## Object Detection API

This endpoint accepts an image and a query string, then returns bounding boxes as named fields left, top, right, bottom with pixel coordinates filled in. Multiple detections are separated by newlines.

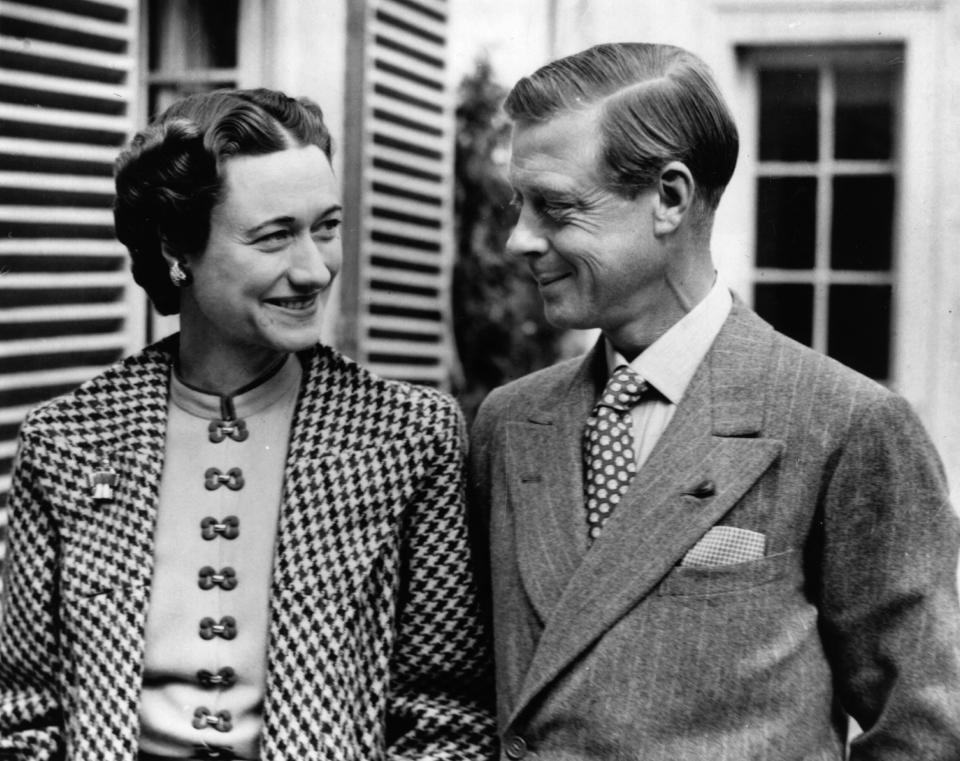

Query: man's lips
left=535, top=272, right=571, bottom=288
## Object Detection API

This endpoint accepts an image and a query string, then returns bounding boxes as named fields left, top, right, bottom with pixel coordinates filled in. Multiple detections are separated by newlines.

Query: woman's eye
left=256, top=229, right=291, bottom=246
left=313, top=218, right=342, bottom=239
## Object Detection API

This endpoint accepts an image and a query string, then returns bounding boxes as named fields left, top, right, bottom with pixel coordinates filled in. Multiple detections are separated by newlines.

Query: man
left=469, top=42, right=960, bottom=760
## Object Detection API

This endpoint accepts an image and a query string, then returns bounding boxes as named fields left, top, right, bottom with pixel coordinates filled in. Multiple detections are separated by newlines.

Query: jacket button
left=504, top=735, right=528, bottom=759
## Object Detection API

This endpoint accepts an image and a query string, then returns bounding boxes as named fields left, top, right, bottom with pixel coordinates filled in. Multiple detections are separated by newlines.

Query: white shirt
left=605, top=279, right=732, bottom=468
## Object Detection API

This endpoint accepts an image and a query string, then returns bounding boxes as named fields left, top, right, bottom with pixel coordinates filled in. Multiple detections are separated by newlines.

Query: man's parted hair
left=504, top=43, right=739, bottom=210
left=113, top=88, right=333, bottom=315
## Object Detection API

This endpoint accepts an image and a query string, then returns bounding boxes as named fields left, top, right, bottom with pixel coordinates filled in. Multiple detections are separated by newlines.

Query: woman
left=0, top=89, right=495, bottom=761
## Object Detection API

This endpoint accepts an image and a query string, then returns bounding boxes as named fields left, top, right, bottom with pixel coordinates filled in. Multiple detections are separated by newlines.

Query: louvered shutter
left=0, top=0, right=141, bottom=570
left=342, top=0, right=457, bottom=387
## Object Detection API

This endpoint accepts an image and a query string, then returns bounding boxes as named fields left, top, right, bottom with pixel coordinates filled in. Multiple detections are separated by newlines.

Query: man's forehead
left=507, top=110, right=603, bottom=194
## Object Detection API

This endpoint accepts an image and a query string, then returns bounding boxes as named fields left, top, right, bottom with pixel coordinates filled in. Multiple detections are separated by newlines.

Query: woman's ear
left=160, top=242, right=179, bottom=271
left=653, top=161, right=695, bottom=236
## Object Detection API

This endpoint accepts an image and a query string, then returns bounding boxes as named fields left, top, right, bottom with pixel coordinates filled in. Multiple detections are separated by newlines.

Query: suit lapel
left=505, top=346, right=602, bottom=621
left=510, top=304, right=786, bottom=724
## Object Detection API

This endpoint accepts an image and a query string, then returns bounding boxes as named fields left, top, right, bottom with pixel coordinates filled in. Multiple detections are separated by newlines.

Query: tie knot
left=597, top=366, right=648, bottom=412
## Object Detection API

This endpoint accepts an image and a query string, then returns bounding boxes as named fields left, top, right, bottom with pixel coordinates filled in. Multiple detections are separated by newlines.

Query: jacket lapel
left=510, top=304, right=785, bottom=724
left=61, top=340, right=171, bottom=592
left=52, top=339, right=171, bottom=754
left=505, top=346, right=603, bottom=621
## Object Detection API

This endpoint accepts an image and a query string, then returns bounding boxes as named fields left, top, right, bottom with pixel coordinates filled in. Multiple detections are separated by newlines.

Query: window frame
left=739, top=44, right=903, bottom=382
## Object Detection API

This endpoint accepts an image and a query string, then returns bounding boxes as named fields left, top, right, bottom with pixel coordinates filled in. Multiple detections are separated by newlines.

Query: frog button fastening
left=200, top=516, right=240, bottom=540
left=208, top=418, right=249, bottom=443
left=197, top=666, right=237, bottom=689
left=204, top=467, right=244, bottom=491
left=199, top=616, right=237, bottom=640
left=192, top=707, right=233, bottom=732
left=198, top=566, right=238, bottom=591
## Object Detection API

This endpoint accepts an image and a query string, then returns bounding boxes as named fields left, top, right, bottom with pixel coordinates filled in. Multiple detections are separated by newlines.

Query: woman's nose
left=505, top=207, right=549, bottom=259
left=288, top=234, right=340, bottom=289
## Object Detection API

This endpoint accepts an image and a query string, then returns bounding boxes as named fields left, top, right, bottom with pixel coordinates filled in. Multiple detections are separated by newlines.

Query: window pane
left=835, top=68, right=895, bottom=160
left=754, top=283, right=814, bottom=346
left=756, top=177, right=817, bottom=269
left=828, top=285, right=891, bottom=379
left=830, top=175, right=894, bottom=271
left=759, top=69, right=819, bottom=161
left=149, top=0, right=239, bottom=71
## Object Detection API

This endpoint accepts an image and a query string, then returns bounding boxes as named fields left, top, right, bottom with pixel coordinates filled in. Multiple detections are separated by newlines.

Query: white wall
left=260, top=0, right=349, bottom=348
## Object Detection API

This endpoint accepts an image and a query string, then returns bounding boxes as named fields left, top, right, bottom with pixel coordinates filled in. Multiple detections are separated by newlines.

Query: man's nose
left=505, top=207, right=549, bottom=259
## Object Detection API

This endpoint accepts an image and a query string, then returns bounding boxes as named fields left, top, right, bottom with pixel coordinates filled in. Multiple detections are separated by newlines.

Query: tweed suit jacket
left=469, top=300, right=960, bottom=761
left=0, top=337, right=497, bottom=761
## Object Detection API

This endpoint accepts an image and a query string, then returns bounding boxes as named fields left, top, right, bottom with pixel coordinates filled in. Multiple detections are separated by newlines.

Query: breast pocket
left=656, top=549, right=799, bottom=598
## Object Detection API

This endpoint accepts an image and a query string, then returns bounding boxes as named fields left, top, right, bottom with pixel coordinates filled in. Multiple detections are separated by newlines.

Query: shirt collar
left=605, top=277, right=732, bottom=405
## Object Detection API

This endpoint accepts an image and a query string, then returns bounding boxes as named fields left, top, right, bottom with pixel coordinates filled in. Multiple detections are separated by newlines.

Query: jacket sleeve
left=818, top=393, right=960, bottom=759
left=385, top=395, right=498, bottom=761
left=0, top=429, right=65, bottom=760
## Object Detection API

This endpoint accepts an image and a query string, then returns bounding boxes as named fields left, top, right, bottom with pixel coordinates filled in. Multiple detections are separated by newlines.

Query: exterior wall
left=553, top=0, right=960, bottom=492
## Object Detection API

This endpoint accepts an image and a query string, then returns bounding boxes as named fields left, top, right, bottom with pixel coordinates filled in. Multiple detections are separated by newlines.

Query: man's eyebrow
left=509, top=182, right=578, bottom=203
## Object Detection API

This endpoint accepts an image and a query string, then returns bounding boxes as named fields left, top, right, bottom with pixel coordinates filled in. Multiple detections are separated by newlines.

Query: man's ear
left=653, top=161, right=695, bottom=236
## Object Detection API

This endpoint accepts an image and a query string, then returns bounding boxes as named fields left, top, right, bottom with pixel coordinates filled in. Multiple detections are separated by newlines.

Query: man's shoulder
left=483, top=354, right=586, bottom=411
left=728, top=302, right=893, bottom=406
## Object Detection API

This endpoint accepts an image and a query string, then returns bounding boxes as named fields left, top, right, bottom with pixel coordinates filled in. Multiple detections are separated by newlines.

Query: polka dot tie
left=583, top=366, right=649, bottom=543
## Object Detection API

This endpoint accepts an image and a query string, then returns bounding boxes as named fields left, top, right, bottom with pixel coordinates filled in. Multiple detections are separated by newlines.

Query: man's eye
left=539, top=204, right=571, bottom=222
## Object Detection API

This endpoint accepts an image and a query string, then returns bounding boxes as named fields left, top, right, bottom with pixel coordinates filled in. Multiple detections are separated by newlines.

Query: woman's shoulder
left=299, top=344, right=462, bottom=424
left=20, top=338, right=174, bottom=439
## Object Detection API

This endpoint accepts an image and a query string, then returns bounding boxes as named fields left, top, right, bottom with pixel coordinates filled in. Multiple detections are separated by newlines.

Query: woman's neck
left=176, top=333, right=287, bottom=396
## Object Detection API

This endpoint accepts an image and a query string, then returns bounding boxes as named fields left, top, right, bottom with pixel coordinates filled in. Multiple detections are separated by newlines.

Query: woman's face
left=177, top=144, right=342, bottom=376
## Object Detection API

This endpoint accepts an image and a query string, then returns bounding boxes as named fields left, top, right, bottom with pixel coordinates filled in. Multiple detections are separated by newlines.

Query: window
left=745, top=47, right=901, bottom=381
left=341, top=0, right=457, bottom=387
left=146, top=0, right=241, bottom=116
left=0, top=0, right=142, bottom=572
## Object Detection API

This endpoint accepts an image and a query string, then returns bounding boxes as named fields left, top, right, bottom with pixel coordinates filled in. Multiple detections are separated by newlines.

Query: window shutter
left=342, top=0, right=457, bottom=387
left=0, top=0, right=141, bottom=572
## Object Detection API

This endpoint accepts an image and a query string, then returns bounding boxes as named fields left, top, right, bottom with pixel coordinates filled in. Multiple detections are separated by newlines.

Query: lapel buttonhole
left=520, top=474, right=543, bottom=483
left=685, top=479, right=716, bottom=499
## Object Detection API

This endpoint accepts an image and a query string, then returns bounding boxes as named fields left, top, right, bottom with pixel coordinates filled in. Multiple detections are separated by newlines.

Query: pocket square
left=681, top=526, right=766, bottom=568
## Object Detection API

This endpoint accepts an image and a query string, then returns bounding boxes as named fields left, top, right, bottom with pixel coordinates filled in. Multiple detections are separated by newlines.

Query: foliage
left=451, top=58, right=565, bottom=423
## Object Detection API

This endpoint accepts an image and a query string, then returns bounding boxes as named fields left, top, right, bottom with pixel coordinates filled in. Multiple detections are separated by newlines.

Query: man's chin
left=542, top=306, right=594, bottom=331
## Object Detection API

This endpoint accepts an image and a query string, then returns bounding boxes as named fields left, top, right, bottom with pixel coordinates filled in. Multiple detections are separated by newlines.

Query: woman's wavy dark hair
left=113, top=88, right=333, bottom=315
left=504, top=43, right=738, bottom=212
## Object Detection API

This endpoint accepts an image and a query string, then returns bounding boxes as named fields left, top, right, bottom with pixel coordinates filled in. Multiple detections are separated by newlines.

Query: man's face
left=506, top=108, right=673, bottom=341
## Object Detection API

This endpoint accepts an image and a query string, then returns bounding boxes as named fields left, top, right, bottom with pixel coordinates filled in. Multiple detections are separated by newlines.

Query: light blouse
left=138, top=356, right=302, bottom=760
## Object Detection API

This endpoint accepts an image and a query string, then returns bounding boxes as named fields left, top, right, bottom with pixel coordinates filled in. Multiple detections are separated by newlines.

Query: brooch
left=88, top=458, right=118, bottom=502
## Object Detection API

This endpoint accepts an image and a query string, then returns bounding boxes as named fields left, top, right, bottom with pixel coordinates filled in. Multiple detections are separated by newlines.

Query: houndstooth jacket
left=0, top=337, right=497, bottom=761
